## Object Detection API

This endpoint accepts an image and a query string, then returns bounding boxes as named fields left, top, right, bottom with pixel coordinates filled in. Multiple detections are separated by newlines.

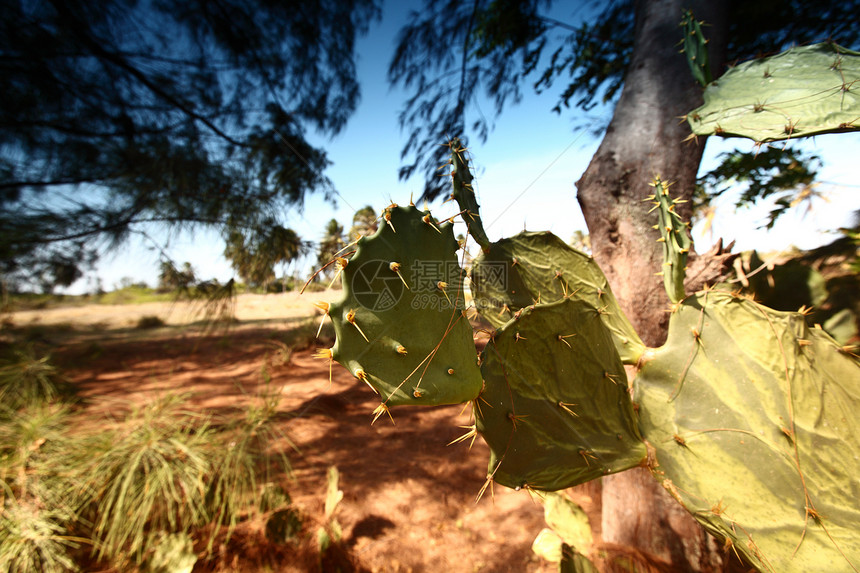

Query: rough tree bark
left=574, top=0, right=735, bottom=570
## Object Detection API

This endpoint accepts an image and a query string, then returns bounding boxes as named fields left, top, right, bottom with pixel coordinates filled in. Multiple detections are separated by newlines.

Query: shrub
left=135, top=315, right=166, bottom=329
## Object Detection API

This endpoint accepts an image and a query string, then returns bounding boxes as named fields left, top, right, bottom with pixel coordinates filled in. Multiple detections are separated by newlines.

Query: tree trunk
left=574, top=0, right=733, bottom=570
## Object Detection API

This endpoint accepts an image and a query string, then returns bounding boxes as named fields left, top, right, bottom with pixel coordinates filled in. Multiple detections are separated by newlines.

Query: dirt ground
left=5, top=292, right=604, bottom=572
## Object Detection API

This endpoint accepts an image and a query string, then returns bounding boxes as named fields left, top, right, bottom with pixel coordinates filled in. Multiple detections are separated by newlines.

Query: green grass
left=0, top=498, right=85, bottom=573
left=79, top=394, right=215, bottom=565
left=0, top=346, right=73, bottom=410
left=96, top=285, right=175, bottom=305
left=0, top=343, right=300, bottom=570
left=206, top=380, right=296, bottom=549
left=0, top=403, right=88, bottom=573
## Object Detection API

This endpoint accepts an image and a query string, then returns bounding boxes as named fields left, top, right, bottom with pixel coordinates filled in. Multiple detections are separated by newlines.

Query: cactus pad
left=326, top=205, right=483, bottom=407
left=470, top=231, right=645, bottom=364
left=476, top=298, right=646, bottom=491
left=687, top=43, right=860, bottom=142
left=635, top=290, right=860, bottom=572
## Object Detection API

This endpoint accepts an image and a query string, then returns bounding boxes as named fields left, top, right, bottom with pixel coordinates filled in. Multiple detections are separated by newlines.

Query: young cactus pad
left=326, top=205, right=482, bottom=407
left=680, top=9, right=712, bottom=87
left=476, top=298, right=646, bottom=491
left=470, top=231, right=645, bottom=364
left=531, top=492, right=595, bottom=568
left=648, top=177, right=691, bottom=304
left=687, top=42, right=860, bottom=142
left=635, top=290, right=860, bottom=572
left=446, top=138, right=491, bottom=252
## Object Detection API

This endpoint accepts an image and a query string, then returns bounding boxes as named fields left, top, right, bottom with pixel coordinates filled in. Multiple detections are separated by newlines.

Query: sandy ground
left=7, top=291, right=344, bottom=330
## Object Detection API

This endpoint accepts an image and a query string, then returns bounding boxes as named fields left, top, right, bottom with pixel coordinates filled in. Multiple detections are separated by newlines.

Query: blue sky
left=76, top=3, right=860, bottom=293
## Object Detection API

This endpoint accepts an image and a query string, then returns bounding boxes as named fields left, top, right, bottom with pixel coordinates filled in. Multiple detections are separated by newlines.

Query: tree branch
left=46, top=0, right=247, bottom=148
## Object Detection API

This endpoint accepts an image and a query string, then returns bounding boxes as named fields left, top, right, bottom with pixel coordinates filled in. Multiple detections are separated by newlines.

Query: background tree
left=316, top=219, right=346, bottom=281
left=157, top=261, right=197, bottom=294
left=0, top=0, right=381, bottom=291
left=223, top=222, right=306, bottom=291
left=389, top=0, right=859, bottom=568
left=348, top=205, right=379, bottom=240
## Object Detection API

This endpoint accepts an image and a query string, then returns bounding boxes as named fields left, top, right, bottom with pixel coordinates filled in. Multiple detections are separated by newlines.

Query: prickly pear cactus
left=687, top=42, right=860, bottom=142
left=476, top=297, right=646, bottom=491
left=470, top=232, right=645, bottom=364
left=321, top=204, right=482, bottom=409
left=635, top=290, right=860, bottom=572
left=647, top=177, right=691, bottom=304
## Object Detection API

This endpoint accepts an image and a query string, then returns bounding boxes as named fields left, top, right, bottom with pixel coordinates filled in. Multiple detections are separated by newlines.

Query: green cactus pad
left=680, top=9, right=711, bottom=87
left=532, top=492, right=595, bottom=569
left=648, top=177, right=691, bottom=304
left=476, top=298, right=646, bottom=491
left=327, top=205, right=483, bottom=406
left=447, top=138, right=491, bottom=251
left=687, top=43, right=860, bottom=142
left=470, top=231, right=645, bottom=364
left=635, top=290, right=860, bottom=572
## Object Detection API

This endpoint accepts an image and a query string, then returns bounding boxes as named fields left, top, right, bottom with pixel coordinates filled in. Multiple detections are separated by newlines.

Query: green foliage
left=97, top=285, right=173, bottom=305
left=348, top=206, right=379, bottom=241
left=696, top=146, right=821, bottom=229
left=0, top=499, right=83, bottom=573
left=317, top=466, right=344, bottom=554
left=0, top=0, right=381, bottom=290
left=224, top=221, right=306, bottom=288
left=206, top=383, right=295, bottom=550
left=136, top=315, right=166, bottom=329
left=688, top=43, right=860, bottom=141
left=635, top=290, right=860, bottom=571
left=265, top=508, right=303, bottom=545
left=0, top=336, right=300, bottom=570
left=389, top=0, right=860, bottom=199
left=0, top=401, right=85, bottom=573
left=316, top=219, right=347, bottom=281
left=477, top=298, right=645, bottom=491
left=323, top=204, right=483, bottom=410
left=157, top=261, right=197, bottom=294
left=142, top=532, right=196, bottom=573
